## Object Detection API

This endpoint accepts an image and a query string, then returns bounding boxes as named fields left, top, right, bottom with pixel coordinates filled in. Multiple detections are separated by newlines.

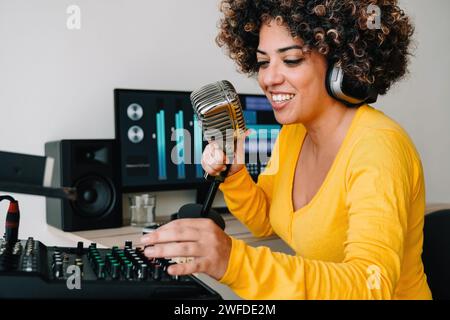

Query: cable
left=0, top=195, right=20, bottom=244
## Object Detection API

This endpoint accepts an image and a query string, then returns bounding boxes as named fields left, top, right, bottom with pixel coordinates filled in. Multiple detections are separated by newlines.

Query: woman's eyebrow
left=277, top=45, right=303, bottom=53
left=257, top=45, right=303, bottom=55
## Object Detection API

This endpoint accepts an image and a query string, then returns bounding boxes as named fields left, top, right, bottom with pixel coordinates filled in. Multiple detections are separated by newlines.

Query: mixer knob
left=76, top=241, right=84, bottom=256
left=111, top=262, right=120, bottom=279
left=13, top=242, right=22, bottom=255
left=153, top=264, right=161, bottom=281
left=97, top=262, right=105, bottom=279
left=54, top=261, right=63, bottom=278
left=105, top=253, right=113, bottom=263
left=137, top=262, right=148, bottom=280
left=75, top=259, right=84, bottom=272
left=124, top=262, right=134, bottom=279
left=93, top=256, right=103, bottom=271
left=63, top=253, right=70, bottom=263
left=130, top=253, right=140, bottom=264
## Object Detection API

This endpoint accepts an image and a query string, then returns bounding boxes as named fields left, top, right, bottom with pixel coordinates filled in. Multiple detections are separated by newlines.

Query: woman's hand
left=140, top=218, right=232, bottom=280
left=201, top=129, right=252, bottom=177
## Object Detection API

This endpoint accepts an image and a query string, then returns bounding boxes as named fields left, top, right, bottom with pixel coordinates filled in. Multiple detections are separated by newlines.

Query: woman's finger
left=140, top=225, right=200, bottom=245
left=205, top=150, right=226, bottom=167
left=149, top=218, right=217, bottom=235
left=202, top=159, right=226, bottom=175
left=144, top=241, right=201, bottom=259
left=166, top=257, right=208, bottom=276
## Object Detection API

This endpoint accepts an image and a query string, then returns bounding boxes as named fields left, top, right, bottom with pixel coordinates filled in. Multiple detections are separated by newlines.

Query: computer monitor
left=241, top=96, right=281, bottom=181
left=114, top=89, right=280, bottom=193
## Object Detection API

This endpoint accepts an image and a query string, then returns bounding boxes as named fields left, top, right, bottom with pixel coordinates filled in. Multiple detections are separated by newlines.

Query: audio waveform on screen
left=156, top=109, right=167, bottom=180
left=175, top=110, right=186, bottom=179
left=193, top=115, right=204, bottom=178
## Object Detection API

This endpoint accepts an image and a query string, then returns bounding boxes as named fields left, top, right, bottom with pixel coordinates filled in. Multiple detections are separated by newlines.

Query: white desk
left=19, top=219, right=94, bottom=247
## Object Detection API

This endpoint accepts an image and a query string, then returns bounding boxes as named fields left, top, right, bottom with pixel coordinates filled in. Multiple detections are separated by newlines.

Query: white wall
left=0, top=0, right=449, bottom=238
left=379, top=0, right=450, bottom=203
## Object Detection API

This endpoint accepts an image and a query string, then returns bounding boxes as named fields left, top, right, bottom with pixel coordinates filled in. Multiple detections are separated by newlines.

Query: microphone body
left=177, top=80, right=247, bottom=228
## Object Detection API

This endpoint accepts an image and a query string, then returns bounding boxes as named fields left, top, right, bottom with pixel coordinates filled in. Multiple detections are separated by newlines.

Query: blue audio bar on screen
left=243, top=110, right=257, bottom=125
left=193, top=115, right=204, bottom=178
left=156, top=110, right=167, bottom=180
left=245, top=96, right=272, bottom=111
left=175, top=110, right=186, bottom=179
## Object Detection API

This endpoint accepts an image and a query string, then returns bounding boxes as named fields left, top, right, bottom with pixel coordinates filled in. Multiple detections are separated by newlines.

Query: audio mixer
left=0, top=237, right=221, bottom=299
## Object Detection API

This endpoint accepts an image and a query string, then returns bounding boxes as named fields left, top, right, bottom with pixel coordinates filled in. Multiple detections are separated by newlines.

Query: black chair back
left=422, top=209, right=450, bottom=300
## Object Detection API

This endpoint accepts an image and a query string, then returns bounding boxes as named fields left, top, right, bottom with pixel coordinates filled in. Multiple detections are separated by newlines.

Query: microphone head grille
left=190, top=80, right=246, bottom=144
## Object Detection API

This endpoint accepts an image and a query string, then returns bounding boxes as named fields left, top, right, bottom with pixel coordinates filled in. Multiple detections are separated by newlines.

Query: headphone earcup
left=325, top=63, right=378, bottom=106
left=325, top=63, right=336, bottom=101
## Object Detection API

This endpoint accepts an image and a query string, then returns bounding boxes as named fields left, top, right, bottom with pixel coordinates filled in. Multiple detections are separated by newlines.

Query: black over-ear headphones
left=325, top=63, right=378, bottom=107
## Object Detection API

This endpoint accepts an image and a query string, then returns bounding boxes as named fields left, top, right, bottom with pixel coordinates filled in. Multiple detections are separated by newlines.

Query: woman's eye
left=284, top=59, right=303, bottom=66
left=256, top=61, right=269, bottom=69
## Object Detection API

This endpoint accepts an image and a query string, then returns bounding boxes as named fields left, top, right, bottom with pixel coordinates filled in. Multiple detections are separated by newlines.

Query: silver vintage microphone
left=191, top=80, right=246, bottom=170
left=174, top=80, right=246, bottom=230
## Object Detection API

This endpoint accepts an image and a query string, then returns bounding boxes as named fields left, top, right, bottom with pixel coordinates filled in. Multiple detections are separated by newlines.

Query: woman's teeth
left=272, top=94, right=295, bottom=103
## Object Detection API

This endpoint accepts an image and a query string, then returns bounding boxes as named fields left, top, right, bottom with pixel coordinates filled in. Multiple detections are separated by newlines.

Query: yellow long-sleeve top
left=218, top=105, right=432, bottom=300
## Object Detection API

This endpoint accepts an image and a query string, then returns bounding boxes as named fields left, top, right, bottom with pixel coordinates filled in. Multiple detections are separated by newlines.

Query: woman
left=141, top=0, right=432, bottom=299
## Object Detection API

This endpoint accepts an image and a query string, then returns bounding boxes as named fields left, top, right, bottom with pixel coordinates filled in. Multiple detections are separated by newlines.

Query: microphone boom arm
left=0, top=182, right=77, bottom=201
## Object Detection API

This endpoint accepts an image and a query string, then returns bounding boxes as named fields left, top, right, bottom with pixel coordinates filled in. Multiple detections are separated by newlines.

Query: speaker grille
left=71, top=175, right=116, bottom=218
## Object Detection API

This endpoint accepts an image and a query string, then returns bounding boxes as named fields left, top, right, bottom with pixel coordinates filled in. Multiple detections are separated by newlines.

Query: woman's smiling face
left=257, top=20, right=335, bottom=125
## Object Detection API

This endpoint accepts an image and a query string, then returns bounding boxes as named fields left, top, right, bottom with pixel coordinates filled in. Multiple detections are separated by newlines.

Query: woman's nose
left=259, top=62, right=285, bottom=88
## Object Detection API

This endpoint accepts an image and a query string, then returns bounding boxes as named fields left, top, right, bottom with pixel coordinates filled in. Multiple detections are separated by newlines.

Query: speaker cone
left=72, top=175, right=115, bottom=218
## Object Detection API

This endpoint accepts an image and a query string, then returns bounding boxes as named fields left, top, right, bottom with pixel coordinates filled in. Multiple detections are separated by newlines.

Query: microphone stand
left=200, top=165, right=231, bottom=218
left=174, top=164, right=230, bottom=231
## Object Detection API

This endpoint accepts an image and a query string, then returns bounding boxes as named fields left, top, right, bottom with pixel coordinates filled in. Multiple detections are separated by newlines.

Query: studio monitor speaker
left=45, top=140, right=122, bottom=231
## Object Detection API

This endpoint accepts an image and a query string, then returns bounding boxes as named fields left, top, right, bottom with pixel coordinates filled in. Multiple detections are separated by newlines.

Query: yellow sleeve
left=219, top=129, right=282, bottom=238
left=220, top=131, right=414, bottom=300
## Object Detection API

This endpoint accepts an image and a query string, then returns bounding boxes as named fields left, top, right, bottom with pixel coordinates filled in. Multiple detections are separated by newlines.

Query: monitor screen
left=114, top=89, right=280, bottom=192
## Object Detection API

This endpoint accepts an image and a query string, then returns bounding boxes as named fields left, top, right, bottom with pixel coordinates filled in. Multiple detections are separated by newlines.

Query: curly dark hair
left=216, top=0, right=414, bottom=95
